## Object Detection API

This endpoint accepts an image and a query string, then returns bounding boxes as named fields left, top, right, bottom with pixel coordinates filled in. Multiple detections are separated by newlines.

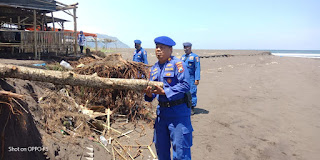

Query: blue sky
left=54, top=0, right=320, bottom=50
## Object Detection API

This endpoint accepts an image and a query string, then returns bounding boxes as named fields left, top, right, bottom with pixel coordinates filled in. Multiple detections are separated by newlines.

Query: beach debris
left=32, top=63, right=46, bottom=67
left=77, top=63, right=85, bottom=68
left=0, top=63, right=162, bottom=91
left=100, top=135, right=108, bottom=147
left=60, top=60, right=73, bottom=70
left=0, top=54, right=159, bottom=160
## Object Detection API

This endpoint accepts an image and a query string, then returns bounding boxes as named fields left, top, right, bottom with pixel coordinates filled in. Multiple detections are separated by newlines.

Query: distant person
left=78, top=31, right=86, bottom=54
left=181, top=42, right=201, bottom=115
left=133, top=40, right=148, bottom=64
left=144, top=36, right=193, bottom=160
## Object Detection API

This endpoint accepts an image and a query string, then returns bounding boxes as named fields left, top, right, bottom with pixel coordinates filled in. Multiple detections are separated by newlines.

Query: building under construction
left=0, top=0, right=97, bottom=59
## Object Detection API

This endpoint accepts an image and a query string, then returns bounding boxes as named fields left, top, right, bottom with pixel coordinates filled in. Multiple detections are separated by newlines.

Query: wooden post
left=41, top=12, right=44, bottom=31
left=18, top=16, right=21, bottom=53
left=73, top=7, right=77, bottom=55
left=17, top=16, right=20, bottom=29
left=33, top=10, right=38, bottom=59
left=44, top=12, right=47, bottom=31
left=95, top=37, right=98, bottom=52
left=62, top=22, right=66, bottom=55
left=51, top=12, right=55, bottom=31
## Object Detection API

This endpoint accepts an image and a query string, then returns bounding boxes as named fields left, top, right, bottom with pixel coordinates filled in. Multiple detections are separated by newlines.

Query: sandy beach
left=101, top=48, right=319, bottom=159
left=0, top=49, right=319, bottom=160
left=188, top=51, right=320, bottom=160
left=122, top=48, right=320, bottom=160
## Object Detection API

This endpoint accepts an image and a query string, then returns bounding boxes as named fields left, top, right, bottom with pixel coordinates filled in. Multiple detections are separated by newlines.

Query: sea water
left=270, top=50, right=320, bottom=58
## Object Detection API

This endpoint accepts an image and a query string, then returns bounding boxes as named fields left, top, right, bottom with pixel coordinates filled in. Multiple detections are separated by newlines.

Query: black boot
left=191, top=106, right=195, bottom=115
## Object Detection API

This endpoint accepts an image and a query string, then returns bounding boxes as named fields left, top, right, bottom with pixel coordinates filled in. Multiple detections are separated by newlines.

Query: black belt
left=159, top=98, right=186, bottom=108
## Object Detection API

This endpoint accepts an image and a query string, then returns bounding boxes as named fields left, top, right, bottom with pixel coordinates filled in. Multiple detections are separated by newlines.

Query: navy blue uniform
left=145, top=56, right=193, bottom=160
left=181, top=52, right=200, bottom=107
left=133, top=48, right=148, bottom=64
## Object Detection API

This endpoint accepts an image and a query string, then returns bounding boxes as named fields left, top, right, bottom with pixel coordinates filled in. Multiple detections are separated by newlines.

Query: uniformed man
left=77, top=31, right=86, bottom=54
left=181, top=42, right=200, bottom=115
left=133, top=40, right=148, bottom=64
left=144, top=36, right=193, bottom=160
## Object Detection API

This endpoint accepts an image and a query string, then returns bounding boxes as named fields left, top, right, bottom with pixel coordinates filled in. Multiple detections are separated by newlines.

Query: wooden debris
left=147, top=145, right=157, bottom=159
left=112, top=143, right=116, bottom=160
left=113, top=145, right=127, bottom=160
left=0, top=63, right=163, bottom=91
left=11, top=98, right=28, bottom=114
left=98, top=140, right=110, bottom=153
left=0, top=90, right=24, bottom=99
left=114, top=139, right=134, bottom=160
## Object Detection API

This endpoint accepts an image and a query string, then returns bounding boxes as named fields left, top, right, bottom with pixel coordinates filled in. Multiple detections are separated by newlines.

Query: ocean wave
left=272, top=53, right=320, bottom=58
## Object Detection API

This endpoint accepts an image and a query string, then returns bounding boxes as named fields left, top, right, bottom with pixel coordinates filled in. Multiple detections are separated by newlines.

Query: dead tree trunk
left=0, top=64, right=163, bottom=90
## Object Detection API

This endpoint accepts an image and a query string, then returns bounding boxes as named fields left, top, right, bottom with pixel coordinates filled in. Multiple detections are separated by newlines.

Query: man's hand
left=143, top=85, right=165, bottom=97
left=152, top=85, right=165, bottom=95
left=143, top=86, right=153, bottom=97
left=194, top=80, right=199, bottom=85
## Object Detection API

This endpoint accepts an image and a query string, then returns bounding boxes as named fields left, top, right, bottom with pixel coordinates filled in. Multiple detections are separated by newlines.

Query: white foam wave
left=272, top=53, right=320, bottom=58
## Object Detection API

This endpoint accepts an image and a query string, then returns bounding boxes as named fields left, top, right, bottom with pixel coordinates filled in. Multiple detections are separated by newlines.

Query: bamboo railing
left=0, top=30, right=75, bottom=58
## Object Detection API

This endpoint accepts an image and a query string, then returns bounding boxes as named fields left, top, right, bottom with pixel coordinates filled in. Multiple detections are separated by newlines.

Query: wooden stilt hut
left=0, top=0, right=82, bottom=59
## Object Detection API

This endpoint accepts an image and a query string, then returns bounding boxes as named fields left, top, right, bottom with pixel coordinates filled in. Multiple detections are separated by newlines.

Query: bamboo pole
left=33, top=10, right=37, bottom=59
left=0, top=64, right=163, bottom=91
left=17, top=16, right=20, bottom=29
left=51, top=12, right=55, bottom=31
left=73, top=8, right=77, bottom=55
left=94, top=37, right=98, bottom=52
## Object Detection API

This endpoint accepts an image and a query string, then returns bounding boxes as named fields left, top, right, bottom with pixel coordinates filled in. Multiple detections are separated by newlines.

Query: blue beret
left=134, top=40, right=141, bottom=44
left=154, top=36, right=176, bottom=46
left=183, top=42, right=192, bottom=47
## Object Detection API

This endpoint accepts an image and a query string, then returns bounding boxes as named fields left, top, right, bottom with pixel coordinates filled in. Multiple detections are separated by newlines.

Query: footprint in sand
left=206, top=144, right=212, bottom=152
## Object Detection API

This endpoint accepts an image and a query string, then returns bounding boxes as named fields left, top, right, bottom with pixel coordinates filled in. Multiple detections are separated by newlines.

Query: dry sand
left=1, top=48, right=319, bottom=160
left=117, top=48, right=320, bottom=160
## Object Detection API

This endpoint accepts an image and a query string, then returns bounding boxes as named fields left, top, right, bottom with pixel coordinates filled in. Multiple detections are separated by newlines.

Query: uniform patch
left=165, top=67, right=173, bottom=71
left=176, top=62, right=183, bottom=66
left=165, top=73, right=172, bottom=77
left=196, top=57, right=199, bottom=62
left=189, top=56, right=194, bottom=60
left=167, top=64, right=173, bottom=67
left=152, top=76, right=156, bottom=80
left=167, top=78, right=172, bottom=84
left=176, top=62, right=184, bottom=73
left=178, top=67, right=184, bottom=73
left=151, top=71, right=158, bottom=76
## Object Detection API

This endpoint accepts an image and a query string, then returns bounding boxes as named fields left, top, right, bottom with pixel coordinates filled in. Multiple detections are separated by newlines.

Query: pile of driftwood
left=71, top=54, right=153, bottom=120
left=0, top=54, right=162, bottom=120
left=0, top=53, right=161, bottom=159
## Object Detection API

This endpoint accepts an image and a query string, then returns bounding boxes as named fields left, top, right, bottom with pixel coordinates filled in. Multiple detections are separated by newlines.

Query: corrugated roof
left=0, top=0, right=56, bottom=11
